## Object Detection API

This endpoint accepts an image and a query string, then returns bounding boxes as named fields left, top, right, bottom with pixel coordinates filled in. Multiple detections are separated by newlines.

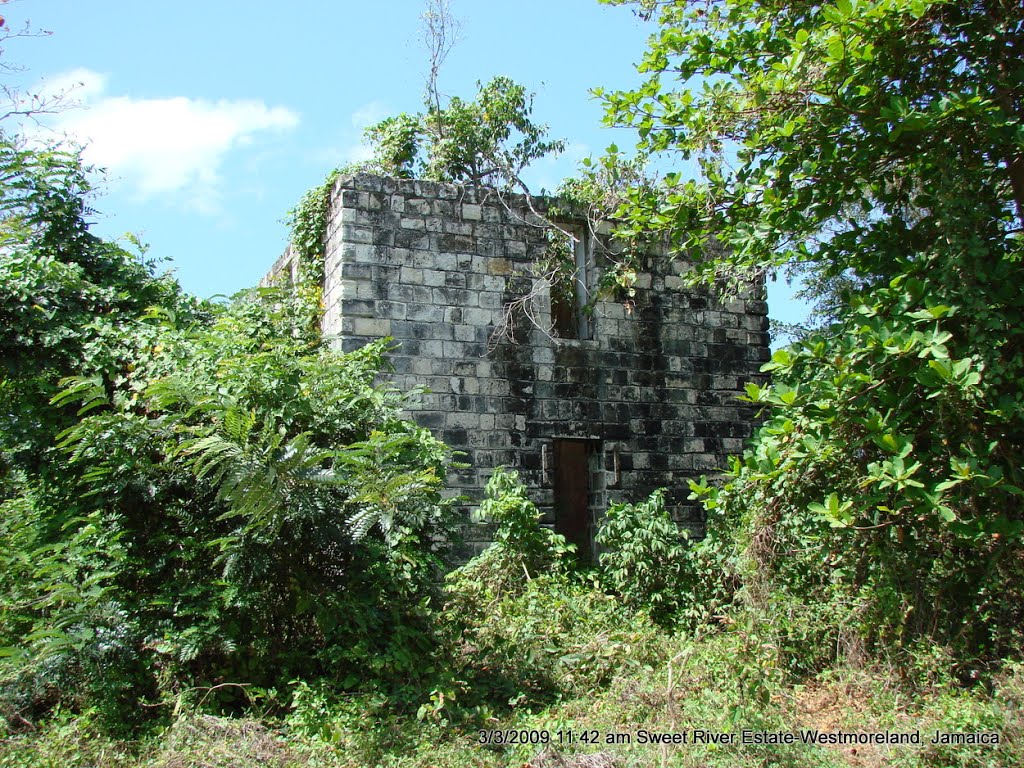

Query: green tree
left=0, top=137, right=194, bottom=475
left=602, top=0, right=1024, bottom=661
left=357, top=1, right=564, bottom=190
left=364, top=75, right=565, bottom=190
left=0, top=137, right=457, bottom=729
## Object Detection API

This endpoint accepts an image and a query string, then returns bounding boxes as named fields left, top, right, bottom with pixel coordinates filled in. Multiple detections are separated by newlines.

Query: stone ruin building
left=265, top=173, right=770, bottom=558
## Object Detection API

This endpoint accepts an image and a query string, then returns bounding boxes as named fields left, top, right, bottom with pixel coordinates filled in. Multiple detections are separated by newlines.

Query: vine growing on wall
left=284, top=168, right=342, bottom=322
left=493, top=147, right=664, bottom=343
left=278, top=0, right=659, bottom=346
left=552, top=148, right=661, bottom=302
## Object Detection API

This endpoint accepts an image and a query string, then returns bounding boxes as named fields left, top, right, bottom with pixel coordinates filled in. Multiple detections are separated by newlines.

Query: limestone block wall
left=272, top=173, right=770, bottom=556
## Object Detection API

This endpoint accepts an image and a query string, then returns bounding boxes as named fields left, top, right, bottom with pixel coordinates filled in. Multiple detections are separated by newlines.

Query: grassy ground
left=3, top=633, right=1021, bottom=768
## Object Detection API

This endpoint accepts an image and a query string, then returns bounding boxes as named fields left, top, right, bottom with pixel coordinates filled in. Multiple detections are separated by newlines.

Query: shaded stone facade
left=268, top=173, right=770, bottom=557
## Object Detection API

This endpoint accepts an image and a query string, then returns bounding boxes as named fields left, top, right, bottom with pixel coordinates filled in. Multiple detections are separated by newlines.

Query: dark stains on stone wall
left=269, top=173, right=770, bottom=556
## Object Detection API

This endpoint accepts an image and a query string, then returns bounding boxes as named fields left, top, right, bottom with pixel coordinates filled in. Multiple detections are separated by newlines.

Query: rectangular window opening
left=550, top=226, right=594, bottom=340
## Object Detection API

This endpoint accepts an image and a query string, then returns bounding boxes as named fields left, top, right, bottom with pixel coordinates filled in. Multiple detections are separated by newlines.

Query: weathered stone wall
left=271, top=173, right=770, bottom=556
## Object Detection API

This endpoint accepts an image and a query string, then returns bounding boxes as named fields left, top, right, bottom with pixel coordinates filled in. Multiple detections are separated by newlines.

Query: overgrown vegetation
left=9, top=468, right=1023, bottom=767
left=5, top=0, right=1024, bottom=764
left=600, top=0, right=1024, bottom=665
left=355, top=1, right=564, bottom=191
left=364, top=75, right=565, bottom=191
left=0, top=135, right=457, bottom=732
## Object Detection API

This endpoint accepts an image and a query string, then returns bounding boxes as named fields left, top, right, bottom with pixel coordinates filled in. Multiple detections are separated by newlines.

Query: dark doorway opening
left=553, top=438, right=598, bottom=563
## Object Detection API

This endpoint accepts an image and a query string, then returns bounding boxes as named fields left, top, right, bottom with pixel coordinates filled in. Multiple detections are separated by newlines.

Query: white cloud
left=39, top=67, right=107, bottom=102
left=313, top=100, right=394, bottom=167
left=38, top=69, right=299, bottom=213
left=351, top=100, right=390, bottom=132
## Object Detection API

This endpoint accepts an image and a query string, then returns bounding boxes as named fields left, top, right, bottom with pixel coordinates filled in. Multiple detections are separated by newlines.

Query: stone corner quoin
left=264, top=173, right=771, bottom=558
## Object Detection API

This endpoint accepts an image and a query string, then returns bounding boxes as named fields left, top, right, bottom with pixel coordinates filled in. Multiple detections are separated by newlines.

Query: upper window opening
left=548, top=226, right=594, bottom=340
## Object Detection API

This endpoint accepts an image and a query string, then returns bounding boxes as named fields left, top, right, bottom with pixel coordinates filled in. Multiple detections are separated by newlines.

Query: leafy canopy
left=363, top=76, right=565, bottom=190
left=602, top=0, right=1024, bottom=659
left=0, top=135, right=458, bottom=728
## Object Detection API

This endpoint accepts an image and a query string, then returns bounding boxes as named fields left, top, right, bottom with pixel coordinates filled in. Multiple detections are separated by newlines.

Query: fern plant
left=6, top=272, right=457, bottom=725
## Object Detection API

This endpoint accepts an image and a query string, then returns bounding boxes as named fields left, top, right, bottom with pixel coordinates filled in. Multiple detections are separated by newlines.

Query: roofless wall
left=269, top=173, right=770, bottom=557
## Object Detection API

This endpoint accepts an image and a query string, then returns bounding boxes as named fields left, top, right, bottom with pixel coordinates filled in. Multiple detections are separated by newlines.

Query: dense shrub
left=0, top=139, right=457, bottom=730
left=602, top=0, right=1024, bottom=672
left=595, top=489, right=689, bottom=626
left=444, top=468, right=576, bottom=611
left=442, top=470, right=660, bottom=708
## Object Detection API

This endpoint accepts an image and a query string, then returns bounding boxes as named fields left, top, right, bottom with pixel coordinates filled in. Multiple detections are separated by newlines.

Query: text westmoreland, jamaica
left=634, top=729, right=1001, bottom=746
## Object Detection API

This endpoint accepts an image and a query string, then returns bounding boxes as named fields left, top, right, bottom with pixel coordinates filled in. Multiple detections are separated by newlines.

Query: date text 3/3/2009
left=477, top=730, right=550, bottom=746
left=478, top=730, right=627, bottom=746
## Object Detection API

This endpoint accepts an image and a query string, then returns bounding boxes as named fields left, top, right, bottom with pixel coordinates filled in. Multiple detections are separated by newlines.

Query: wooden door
left=553, top=439, right=591, bottom=563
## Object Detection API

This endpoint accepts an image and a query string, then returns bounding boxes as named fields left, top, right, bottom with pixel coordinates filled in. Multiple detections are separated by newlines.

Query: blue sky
left=8, top=0, right=808, bottom=329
